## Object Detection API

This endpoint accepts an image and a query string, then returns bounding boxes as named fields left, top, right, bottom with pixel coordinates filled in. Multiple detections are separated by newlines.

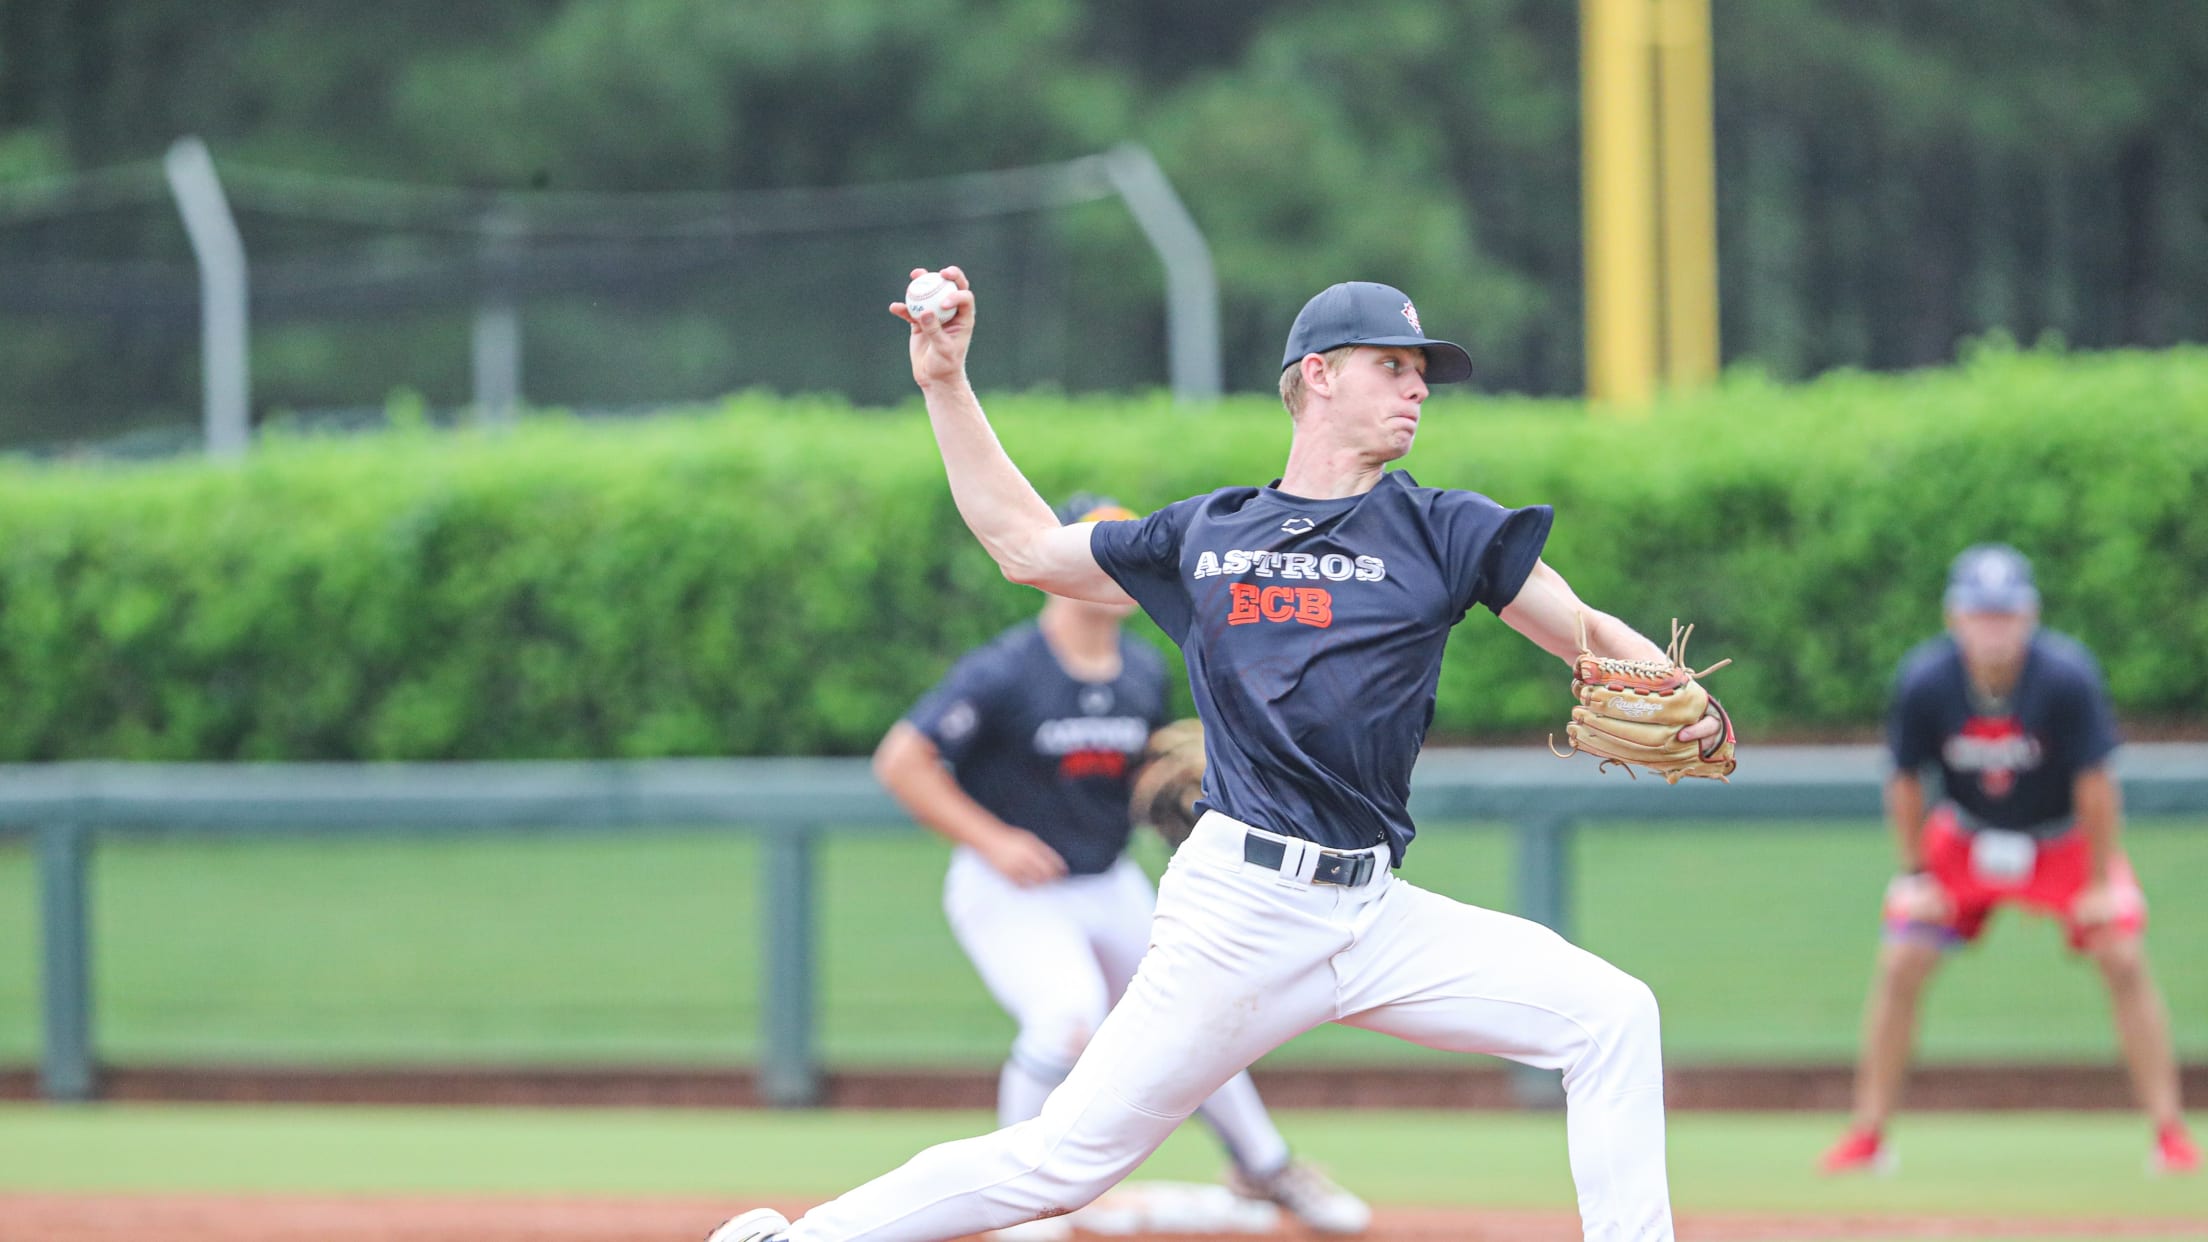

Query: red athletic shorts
left=1883, top=805, right=2148, bottom=951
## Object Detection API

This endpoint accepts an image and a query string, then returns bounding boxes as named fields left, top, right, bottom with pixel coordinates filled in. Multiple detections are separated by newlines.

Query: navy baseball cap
left=1944, top=544, right=2040, bottom=613
left=1054, top=492, right=1138, bottom=525
left=1280, top=282, right=1473, bottom=384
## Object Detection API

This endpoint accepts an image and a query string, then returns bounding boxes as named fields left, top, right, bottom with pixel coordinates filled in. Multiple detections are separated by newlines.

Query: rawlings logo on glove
left=1550, top=615, right=1736, bottom=783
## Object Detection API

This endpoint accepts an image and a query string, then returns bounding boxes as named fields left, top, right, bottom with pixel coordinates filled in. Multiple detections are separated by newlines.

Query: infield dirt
left=5, top=1195, right=2206, bottom=1242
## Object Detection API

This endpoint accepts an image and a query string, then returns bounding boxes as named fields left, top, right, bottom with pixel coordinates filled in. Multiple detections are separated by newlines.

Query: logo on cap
left=1401, top=302, right=1422, bottom=334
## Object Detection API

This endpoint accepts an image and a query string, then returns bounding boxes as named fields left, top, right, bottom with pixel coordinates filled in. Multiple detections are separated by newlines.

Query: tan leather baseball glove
left=1129, top=718, right=1206, bottom=848
left=1551, top=615, right=1736, bottom=783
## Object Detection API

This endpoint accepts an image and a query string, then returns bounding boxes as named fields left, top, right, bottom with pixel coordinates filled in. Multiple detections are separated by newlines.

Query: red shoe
left=2154, top=1123, right=2200, bottom=1175
left=1819, top=1126, right=1895, bottom=1175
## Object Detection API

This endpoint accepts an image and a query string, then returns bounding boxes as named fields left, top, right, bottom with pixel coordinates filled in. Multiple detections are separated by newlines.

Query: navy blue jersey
left=905, top=621, right=1171, bottom=875
left=1089, top=470, right=1552, bottom=865
left=1888, top=630, right=2121, bottom=836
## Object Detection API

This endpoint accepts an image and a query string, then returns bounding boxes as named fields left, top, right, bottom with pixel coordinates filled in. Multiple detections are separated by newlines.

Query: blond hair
left=1277, top=345, right=1359, bottom=418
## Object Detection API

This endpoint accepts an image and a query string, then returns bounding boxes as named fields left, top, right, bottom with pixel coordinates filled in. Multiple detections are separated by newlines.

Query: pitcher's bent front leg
left=1335, top=881, right=1673, bottom=1242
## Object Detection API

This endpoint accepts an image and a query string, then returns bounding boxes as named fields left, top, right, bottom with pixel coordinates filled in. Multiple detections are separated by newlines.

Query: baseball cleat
left=1227, top=1159, right=1372, bottom=1234
left=706, top=1207, right=791, bottom=1242
left=2152, top=1123, right=2199, bottom=1176
left=1818, top=1126, right=1897, bottom=1176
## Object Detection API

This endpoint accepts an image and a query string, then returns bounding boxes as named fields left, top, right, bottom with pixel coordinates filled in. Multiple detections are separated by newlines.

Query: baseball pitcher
left=712, top=272, right=1734, bottom=1242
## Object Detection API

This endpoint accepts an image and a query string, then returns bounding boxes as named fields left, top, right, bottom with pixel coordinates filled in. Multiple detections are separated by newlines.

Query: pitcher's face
left=1325, top=346, right=1430, bottom=460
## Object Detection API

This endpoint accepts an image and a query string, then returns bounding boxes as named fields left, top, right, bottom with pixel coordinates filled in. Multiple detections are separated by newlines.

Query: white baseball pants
left=786, top=811, right=1673, bottom=1242
left=943, top=848, right=1292, bottom=1175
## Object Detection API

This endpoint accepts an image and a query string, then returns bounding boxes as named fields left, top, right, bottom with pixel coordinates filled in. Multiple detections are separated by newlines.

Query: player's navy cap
left=1280, top=282, right=1473, bottom=384
left=1054, top=492, right=1138, bottom=525
left=1945, top=543, right=2040, bottom=613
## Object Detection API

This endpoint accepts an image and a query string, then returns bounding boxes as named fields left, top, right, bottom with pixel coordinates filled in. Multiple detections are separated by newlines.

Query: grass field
left=0, top=821, right=2203, bottom=1068
left=0, top=1103, right=2200, bottom=1223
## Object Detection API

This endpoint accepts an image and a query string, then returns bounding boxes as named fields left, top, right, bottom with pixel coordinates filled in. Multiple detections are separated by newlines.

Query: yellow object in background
left=1582, top=0, right=1720, bottom=410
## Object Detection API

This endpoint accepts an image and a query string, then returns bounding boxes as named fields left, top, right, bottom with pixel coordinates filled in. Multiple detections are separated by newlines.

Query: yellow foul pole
left=1656, top=0, right=1719, bottom=387
left=1581, top=0, right=1659, bottom=408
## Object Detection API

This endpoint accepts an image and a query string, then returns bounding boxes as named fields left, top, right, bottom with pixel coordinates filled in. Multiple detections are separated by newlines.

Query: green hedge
left=1, top=343, right=2204, bottom=760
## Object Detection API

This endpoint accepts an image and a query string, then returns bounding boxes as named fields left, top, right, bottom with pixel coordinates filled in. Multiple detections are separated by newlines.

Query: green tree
left=4, top=0, right=2208, bottom=444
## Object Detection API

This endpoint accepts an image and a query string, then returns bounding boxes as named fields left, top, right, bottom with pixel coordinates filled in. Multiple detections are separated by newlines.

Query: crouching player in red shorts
left=1821, top=545, right=2196, bottom=1176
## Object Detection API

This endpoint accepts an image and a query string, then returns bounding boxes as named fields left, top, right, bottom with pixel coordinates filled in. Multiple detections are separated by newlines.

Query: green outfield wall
left=3, top=751, right=2203, bottom=1104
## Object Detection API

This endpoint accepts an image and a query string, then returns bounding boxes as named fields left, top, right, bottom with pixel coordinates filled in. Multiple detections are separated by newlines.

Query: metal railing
left=6, top=744, right=2206, bottom=1105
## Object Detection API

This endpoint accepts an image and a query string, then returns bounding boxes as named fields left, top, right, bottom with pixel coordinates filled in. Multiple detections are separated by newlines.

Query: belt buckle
left=1313, top=850, right=1374, bottom=887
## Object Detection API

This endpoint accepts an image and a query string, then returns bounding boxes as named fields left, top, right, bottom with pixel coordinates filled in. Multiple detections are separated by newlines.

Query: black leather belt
left=1242, top=833, right=1378, bottom=887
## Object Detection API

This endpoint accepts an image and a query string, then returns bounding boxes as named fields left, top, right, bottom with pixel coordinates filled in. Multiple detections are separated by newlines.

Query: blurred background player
left=871, top=493, right=1371, bottom=1237
left=1821, top=544, right=2198, bottom=1176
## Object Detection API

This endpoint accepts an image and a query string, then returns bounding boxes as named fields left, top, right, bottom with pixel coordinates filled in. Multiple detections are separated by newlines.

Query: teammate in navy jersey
left=871, top=493, right=1370, bottom=1238
left=1821, top=545, right=2197, bottom=1176
left=710, top=272, right=1728, bottom=1242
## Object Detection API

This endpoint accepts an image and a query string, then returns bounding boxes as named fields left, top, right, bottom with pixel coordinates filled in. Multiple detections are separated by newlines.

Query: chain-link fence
left=0, top=143, right=1213, bottom=456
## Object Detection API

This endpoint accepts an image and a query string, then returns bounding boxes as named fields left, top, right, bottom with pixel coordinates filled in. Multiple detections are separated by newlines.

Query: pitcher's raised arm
left=892, top=265, right=1131, bottom=603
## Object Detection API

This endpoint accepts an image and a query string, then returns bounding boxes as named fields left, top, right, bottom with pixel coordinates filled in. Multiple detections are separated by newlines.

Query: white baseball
left=904, top=271, right=960, bottom=325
